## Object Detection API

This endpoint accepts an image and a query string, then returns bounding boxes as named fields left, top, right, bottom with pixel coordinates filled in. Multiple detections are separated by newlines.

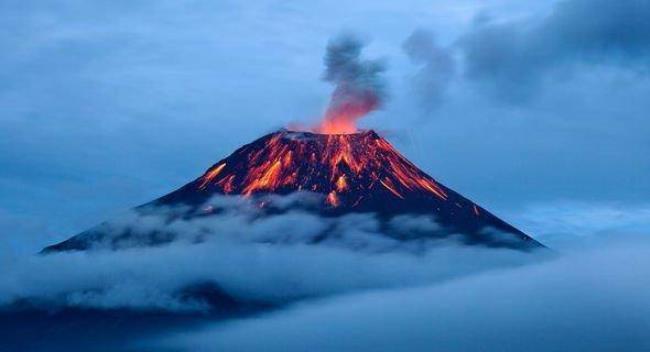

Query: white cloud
left=152, top=239, right=650, bottom=352
left=0, top=234, right=537, bottom=312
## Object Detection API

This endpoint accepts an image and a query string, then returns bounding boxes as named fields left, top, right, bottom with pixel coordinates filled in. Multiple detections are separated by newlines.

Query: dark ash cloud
left=318, top=34, right=387, bottom=132
left=459, top=0, right=650, bottom=102
left=402, top=29, right=456, bottom=112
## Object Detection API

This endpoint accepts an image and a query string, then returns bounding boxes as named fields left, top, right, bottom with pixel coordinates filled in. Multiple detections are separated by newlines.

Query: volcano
left=43, top=129, right=543, bottom=253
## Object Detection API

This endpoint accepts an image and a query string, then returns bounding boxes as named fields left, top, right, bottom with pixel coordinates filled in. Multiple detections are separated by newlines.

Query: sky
left=1, top=1, right=650, bottom=351
left=1, top=0, right=649, bottom=249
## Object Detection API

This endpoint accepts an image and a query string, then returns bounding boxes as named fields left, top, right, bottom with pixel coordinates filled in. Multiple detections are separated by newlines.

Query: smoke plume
left=403, top=30, right=455, bottom=112
left=459, top=0, right=650, bottom=102
left=316, top=34, right=387, bottom=134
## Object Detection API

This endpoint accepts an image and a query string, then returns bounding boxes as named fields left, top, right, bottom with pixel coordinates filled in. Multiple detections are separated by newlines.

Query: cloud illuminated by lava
left=314, top=34, right=387, bottom=134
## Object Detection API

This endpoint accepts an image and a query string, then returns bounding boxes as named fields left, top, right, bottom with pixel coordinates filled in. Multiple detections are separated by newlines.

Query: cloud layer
left=402, top=29, right=456, bottom=112
left=1, top=195, right=539, bottom=312
left=153, top=239, right=650, bottom=351
left=459, top=0, right=650, bottom=101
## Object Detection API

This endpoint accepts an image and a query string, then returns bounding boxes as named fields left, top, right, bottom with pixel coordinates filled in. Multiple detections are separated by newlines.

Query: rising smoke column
left=316, top=35, right=387, bottom=134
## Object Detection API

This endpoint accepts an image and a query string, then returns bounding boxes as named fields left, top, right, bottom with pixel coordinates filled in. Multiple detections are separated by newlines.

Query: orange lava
left=335, top=175, right=347, bottom=192
left=314, top=95, right=379, bottom=134
left=199, top=163, right=226, bottom=189
left=326, top=191, right=340, bottom=206
left=317, top=117, right=358, bottom=134
left=380, top=178, right=404, bottom=199
left=196, top=130, right=449, bottom=207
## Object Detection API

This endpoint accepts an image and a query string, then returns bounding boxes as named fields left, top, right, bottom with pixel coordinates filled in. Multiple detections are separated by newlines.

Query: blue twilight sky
left=1, top=0, right=649, bottom=253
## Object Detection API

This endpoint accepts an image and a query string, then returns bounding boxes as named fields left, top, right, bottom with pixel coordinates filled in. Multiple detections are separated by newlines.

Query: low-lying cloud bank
left=0, top=241, right=536, bottom=312
left=4, top=196, right=648, bottom=351
left=43, top=192, right=531, bottom=252
left=0, top=195, right=540, bottom=312
left=152, top=239, right=650, bottom=351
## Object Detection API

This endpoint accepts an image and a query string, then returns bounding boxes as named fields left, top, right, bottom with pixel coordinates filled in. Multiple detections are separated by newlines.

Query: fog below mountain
left=150, top=239, right=650, bottom=352
left=2, top=212, right=649, bottom=351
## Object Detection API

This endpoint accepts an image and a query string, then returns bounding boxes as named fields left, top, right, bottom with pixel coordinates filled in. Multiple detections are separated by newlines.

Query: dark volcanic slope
left=44, top=129, right=543, bottom=252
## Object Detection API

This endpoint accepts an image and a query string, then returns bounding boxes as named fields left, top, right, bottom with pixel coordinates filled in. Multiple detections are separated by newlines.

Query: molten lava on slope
left=191, top=130, right=447, bottom=205
left=43, top=129, right=543, bottom=253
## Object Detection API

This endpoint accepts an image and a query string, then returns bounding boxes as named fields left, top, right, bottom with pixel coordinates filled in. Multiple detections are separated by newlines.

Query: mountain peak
left=158, top=127, right=447, bottom=207
left=43, top=128, right=544, bottom=253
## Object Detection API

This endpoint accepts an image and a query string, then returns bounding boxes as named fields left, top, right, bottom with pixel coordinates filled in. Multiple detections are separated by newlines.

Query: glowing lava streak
left=199, top=163, right=226, bottom=189
left=380, top=178, right=404, bottom=199
left=194, top=130, right=451, bottom=207
left=326, top=191, right=340, bottom=206
left=243, top=159, right=283, bottom=195
left=336, top=175, right=347, bottom=192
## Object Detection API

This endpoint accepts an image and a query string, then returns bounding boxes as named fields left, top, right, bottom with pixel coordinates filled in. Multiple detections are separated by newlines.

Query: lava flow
left=190, top=129, right=448, bottom=208
left=147, top=128, right=541, bottom=249
left=44, top=128, right=544, bottom=253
